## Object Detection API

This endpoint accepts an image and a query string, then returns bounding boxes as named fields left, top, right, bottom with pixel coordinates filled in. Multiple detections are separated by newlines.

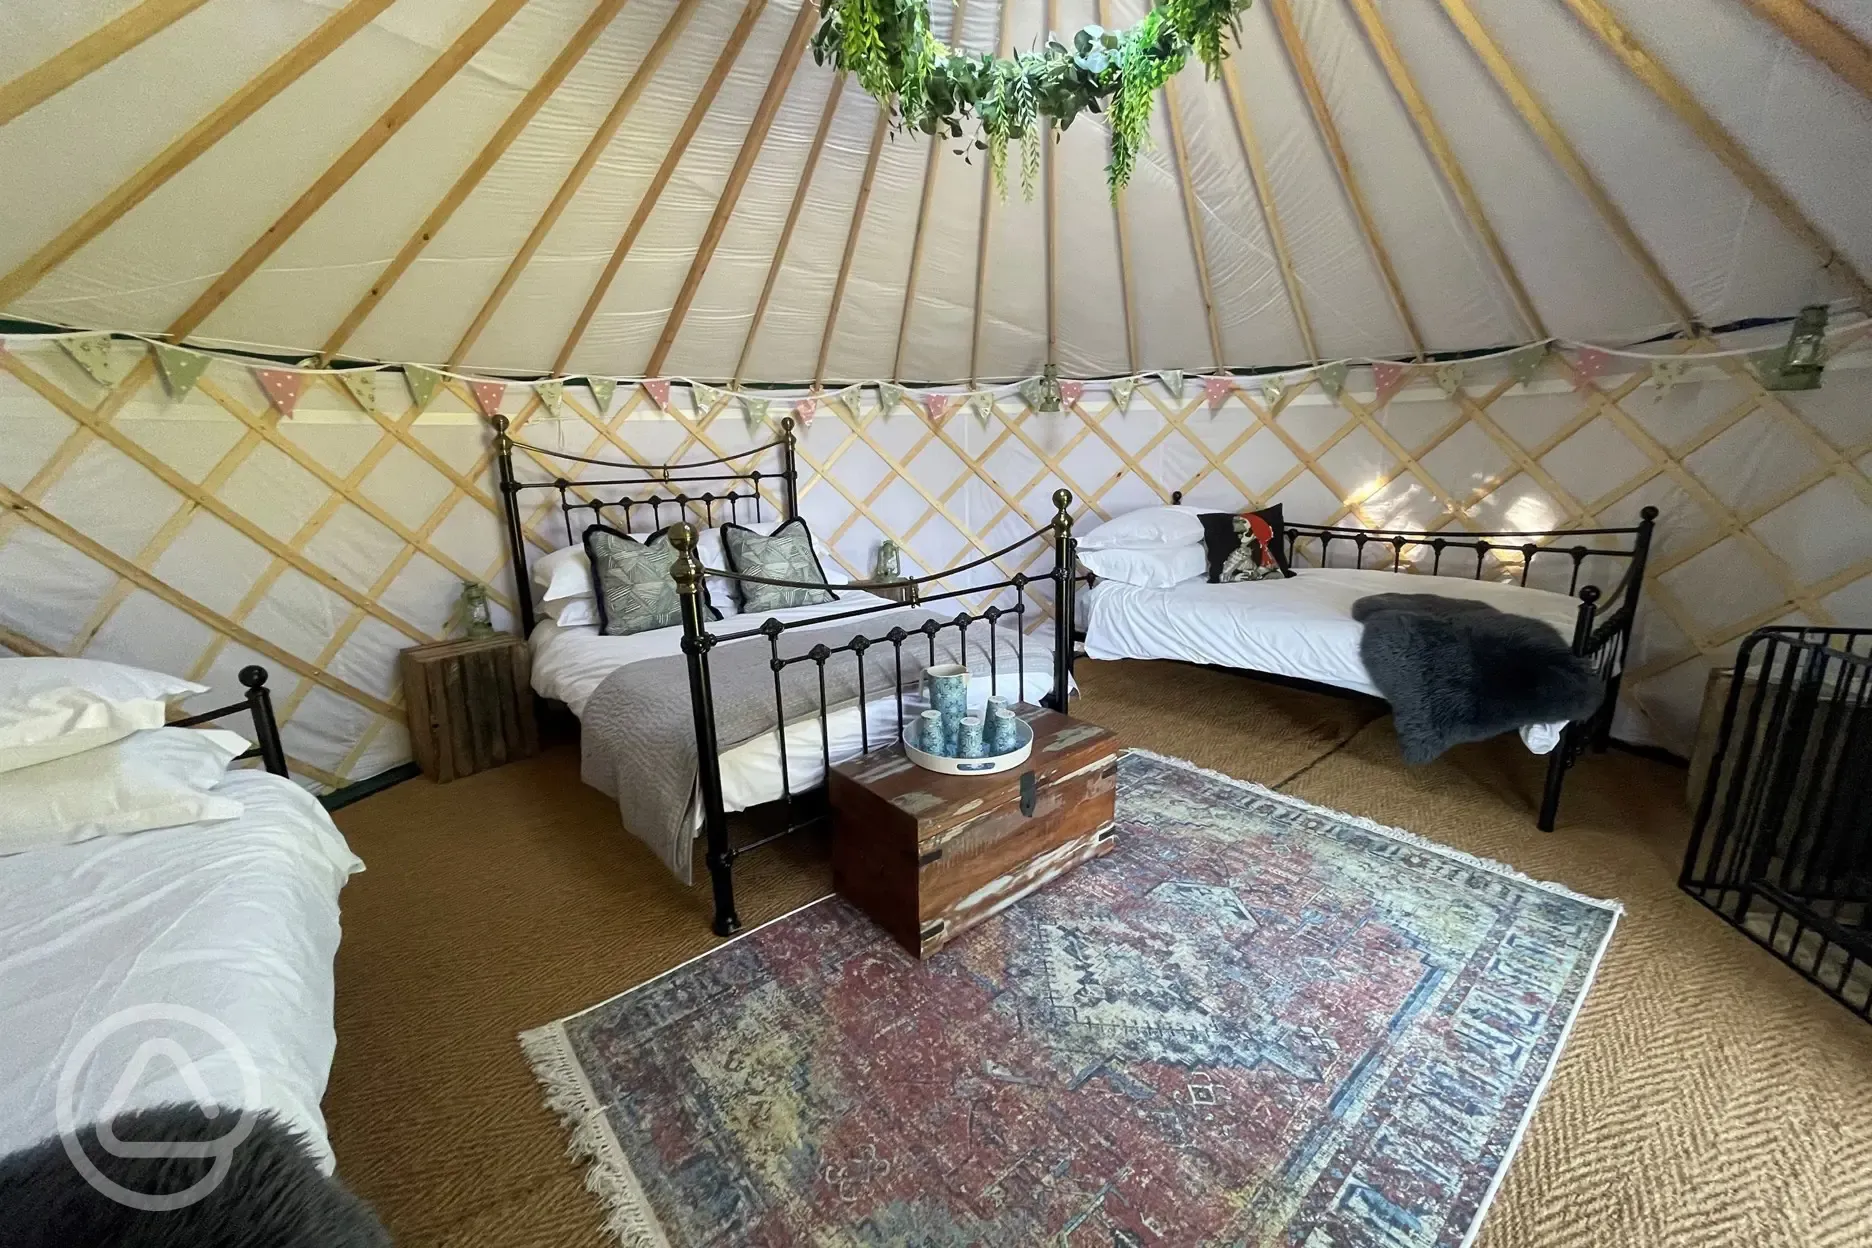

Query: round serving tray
left=902, top=717, right=1034, bottom=775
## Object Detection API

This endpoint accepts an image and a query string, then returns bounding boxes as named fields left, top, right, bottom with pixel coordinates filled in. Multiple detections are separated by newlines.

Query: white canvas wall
left=2, top=329, right=1868, bottom=791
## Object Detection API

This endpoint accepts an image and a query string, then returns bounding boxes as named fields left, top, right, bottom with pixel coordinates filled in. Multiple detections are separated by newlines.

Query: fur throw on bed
left=0, top=1104, right=390, bottom=1248
left=1352, top=592, right=1605, bottom=764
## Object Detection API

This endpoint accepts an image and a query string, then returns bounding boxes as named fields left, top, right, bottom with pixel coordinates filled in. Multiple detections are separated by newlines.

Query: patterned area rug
left=521, top=750, right=1620, bottom=1247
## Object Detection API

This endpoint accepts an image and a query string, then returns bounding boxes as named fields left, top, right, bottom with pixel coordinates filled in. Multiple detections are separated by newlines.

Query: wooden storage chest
left=828, top=708, right=1119, bottom=958
left=400, top=635, right=538, bottom=783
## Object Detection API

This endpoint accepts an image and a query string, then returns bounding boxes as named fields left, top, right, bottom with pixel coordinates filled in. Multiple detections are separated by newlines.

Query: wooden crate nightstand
left=400, top=635, right=538, bottom=783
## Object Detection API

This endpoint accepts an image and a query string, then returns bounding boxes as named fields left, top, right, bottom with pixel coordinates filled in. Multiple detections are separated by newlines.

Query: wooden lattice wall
left=2, top=332, right=1867, bottom=789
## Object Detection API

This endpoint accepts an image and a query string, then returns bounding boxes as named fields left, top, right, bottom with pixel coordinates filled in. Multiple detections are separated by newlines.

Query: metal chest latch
left=1019, top=769, right=1038, bottom=817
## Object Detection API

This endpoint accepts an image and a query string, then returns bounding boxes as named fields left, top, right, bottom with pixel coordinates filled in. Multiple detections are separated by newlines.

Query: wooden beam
left=1560, top=0, right=1872, bottom=312
left=645, top=0, right=818, bottom=377
left=1344, top=0, right=1546, bottom=339
left=1217, top=57, right=1319, bottom=362
left=1096, top=0, right=1139, bottom=373
left=1044, top=0, right=1061, bottom=367
left=1433, top=0, right=1700, bottom=332
left=892, top=124, right=945, bottom=380
left=968, top=0, right=1018, bottom=385
left=1270, top=0, right=1425, bottom=357
left=0, top=0, right=213, bottom=126
left=553, top=0, right=768, bottom=373
left=739, top=75, right=844, bottom=383
left=816, top=105, right=891, bottom=385
left=1737, top=0, right=1872, bottom=104
left=1161, top=77, right=1227, bottom=368
left=320, top=0, right=633, bottom=361
left=165, top=0, right=528, bottom=340
left=0, top=0, right=397, bottom=311
left=448, top=0, right=705, bottom=366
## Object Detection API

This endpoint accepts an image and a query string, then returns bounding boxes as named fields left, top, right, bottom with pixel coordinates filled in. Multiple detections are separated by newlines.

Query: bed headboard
left=167, top=665, right=289, bottom=776
left=492, top=414, right=799, bottom=636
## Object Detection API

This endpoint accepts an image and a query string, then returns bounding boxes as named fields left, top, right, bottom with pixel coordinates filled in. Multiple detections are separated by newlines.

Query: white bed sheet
left=0, top=771, right=363, bottom=1172
left=1085, top=568, right=1587, bottom=754
left=531, top=596, right=1058, bottom=816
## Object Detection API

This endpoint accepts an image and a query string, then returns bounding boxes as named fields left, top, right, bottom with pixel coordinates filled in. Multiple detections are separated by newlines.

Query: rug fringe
left=519, top=1023, right=667, bottom=1248
left=1119, top=747, right=1625, bottom=916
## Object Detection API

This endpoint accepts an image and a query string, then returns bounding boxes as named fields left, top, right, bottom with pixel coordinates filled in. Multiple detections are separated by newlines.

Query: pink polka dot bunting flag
left=470, top=379, right=507, bottom=417
left=253, top=366, right=306, bottom=418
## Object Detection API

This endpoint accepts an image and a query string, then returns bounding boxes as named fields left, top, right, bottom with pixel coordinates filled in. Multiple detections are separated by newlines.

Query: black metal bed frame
left=168, top=664, right=290, bottom=776
left=1169, top=493, right=1657, bottom=830
left=1680, top=627, right=1872, bottom=1022
left=492, top=414, right=1078, bottom=936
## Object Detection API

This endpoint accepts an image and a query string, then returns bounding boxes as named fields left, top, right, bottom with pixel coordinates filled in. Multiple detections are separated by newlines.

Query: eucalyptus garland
left=811, top=0, right=1255, bottom=196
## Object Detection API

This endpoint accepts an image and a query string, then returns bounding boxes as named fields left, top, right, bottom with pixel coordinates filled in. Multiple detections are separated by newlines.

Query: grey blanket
left=582, top=607, right=1031, bottom=881
left=1352, top=592, right=1604, bottom=764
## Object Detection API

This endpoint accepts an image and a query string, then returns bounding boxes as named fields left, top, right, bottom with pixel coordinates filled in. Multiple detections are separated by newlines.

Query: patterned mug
left=956, top=715, right=985, bottom=759
left=923, top=663, right=969, bottom=718
left=917, top=710, right=948, bottom=756
left=987, top=705, right=1019, bottom=755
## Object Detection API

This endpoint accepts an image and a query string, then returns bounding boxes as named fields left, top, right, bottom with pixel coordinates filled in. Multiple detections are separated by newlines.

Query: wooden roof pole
left=1269, top=0, right=1425, bottom=356
left=1433, top=0, right=1700, bottom=333
left=447, top=0, right=708, bottom=366
left=1162, top=78, right=1227, bottom=367
left=1096, top=0, right=1140, bottom=373
left=164, top=0, right=528, bottom=341
left=0, top=0, right=398, bottom=310
left=554, top=0, right=769, bottom=373
left=320, top=0, right=634, bottom=361
left=739, top=76, right=846, bottom=384
left=1043, top=0, right=1061, bottom=369
left=0, top=0, right=213, bottom=127
left=968, top=0, right=1018, bottom=386
left=646, top=0, right=820, bottom=376
left=891, top=0, right=972, bottom=381
left=1560, top=0, right=1872, bottom=312
left=1217, top=58, right=1320, bottom=362
left=1736, top=0, right=1872, bottom=104
left=1344, top=0, right=1547, bottom=339
left=815, top=105, right=892, bottom=385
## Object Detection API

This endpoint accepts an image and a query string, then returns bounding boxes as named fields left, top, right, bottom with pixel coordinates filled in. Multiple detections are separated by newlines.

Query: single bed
left=1083, top=495, right=1658, bottom=830
left=0, top=669, right=362, bottom=1173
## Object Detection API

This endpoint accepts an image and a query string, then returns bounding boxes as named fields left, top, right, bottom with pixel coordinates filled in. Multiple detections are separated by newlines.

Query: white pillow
left=0, top=727, right=248, bottom=856
left=1079, top=544, right=1208, bottom=589
left=532, top=544, right=592, bottom=606
left=541, top=596, right=599, bottom=629
left=0, top=658, right=208, bottom=776
left=1076, top=505, right=1206, bottom=551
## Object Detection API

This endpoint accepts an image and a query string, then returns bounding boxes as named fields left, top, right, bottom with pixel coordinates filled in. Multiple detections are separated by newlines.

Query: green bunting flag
left=405, top=365, right=442, bottom=409
left=1507, top=344, right=1546, bottom=387
left=1650, top=358, right=1690, bottom=400
left=743, top=395, right=769, bottom=436
left=971, top=393, right=994, bottom=427
left=1434, top=362, right=1466, bottom=398
left=1259, top=375, right=1286, bottom=411
left=878, top=382, right=904, bottom=415
left=534, top=378, right=566, bottom=419
left=153, top=343, right=209, bottom=401
left=586, top=376, right=616, bottom=415
left=59, top=334, right=117, bottom=386
left=1109, top=376, right=1136, bottom=412
left=693, top=382, right=724, bottom=411
left=1160, top=369, right=1185, bottom=401
left=1316, top=361, right=1348, bottom=401
left=339, top=369, right=379, bottom=412
left=1018, top=377, right=1046, bottom=410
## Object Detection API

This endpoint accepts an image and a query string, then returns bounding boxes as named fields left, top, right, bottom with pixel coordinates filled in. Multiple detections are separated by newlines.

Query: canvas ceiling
left=3, top=0, right=1871, bottom=381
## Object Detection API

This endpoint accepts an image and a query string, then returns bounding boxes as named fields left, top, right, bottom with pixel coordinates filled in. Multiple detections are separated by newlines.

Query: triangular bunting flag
left=1507, top=343, right=1547, bottom=387
left=795, top=396, right=817, bottom=427
left=586, top=376, right=616, bottom=415
left=924, top=393, right=955, bottom=422
left=339, top=369, right=379, bottom=412
left=1572, top=346, right=1613, bottom=391
left=534, top=378, right=566, bottom=419
left=1745, top=347, right=1788, bottom=385
left=254, top=367, right=306, bottom=418
left=693, top=382, right=723, bottom=411
left=1434, top=362, right=1466, bottom=398
left=60, top=335, right=117, bottom=386
left=744, top=395, right=769, bottom=436
left=470, top=379, right=507, bottom=417
left=878, top=383, right=904, bottom=415
left=1058, top=379, right=1084, bottom=406
left=1109, top=376, right=1136, bottom=412
left=1203, top=374, right=1234, bottom=409
left=1018, top=377, right=1046, bottom=409
left=643, top=378, right=671, bottom=411
left=1316, top=361, right=1349, bottom=401
left=1259, top=375, right=1287, bottom=412
left=966, top=393, right=991, bottom=427
left=153, top=344, right=209, bottom=401
left=1372, top=360, right=1410, bottom=401
left=405, top=365, right=442, bottom=409
left=1650, top=358, right=1690, bottom=400
left=1161, top=369, right=1185, bottom=401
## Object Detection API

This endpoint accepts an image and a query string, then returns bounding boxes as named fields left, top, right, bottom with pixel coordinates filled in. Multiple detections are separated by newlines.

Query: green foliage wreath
left=811, top=0, right=1256, bottom=197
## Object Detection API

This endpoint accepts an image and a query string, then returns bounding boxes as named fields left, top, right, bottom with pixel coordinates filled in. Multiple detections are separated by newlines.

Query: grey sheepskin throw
left=1352, top=592, right=1605, bottom=764
left=0, top=1104, right=390, bottom=1248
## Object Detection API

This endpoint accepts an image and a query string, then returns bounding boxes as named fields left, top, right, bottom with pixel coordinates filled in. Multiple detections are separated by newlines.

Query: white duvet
left=0, top=771, right=362, bottom=1172
left=1085, top=567, right=1589, bottom=753
left=530, top=593, right=1059, bottom=818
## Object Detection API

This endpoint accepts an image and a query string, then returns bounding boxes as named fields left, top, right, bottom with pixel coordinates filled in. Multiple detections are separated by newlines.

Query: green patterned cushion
left=582, top=526, right=718, bottom=637
left=721, top=518, right=838, bottom=614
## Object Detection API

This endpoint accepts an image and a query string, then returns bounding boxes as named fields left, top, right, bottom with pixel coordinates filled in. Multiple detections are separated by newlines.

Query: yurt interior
left=3, top=0, right=1871, bottom=1244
